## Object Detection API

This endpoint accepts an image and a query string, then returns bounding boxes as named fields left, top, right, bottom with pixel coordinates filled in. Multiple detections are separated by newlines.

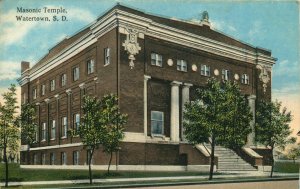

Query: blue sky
left=0, top=0, right=299, bottom=138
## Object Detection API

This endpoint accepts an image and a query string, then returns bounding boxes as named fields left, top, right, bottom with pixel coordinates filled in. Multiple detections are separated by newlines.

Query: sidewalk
left=0, top=172, right=298, bottom=187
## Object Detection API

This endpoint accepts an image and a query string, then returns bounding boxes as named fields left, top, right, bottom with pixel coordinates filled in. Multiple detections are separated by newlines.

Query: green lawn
left=274, top=161, right=300, bottom=173
left=0, top=163, right=218, bottom=182
left=0, top=162, right=298, bottom=183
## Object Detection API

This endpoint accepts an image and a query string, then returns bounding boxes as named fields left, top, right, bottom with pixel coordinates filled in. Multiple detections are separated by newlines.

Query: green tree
left=255, top=100, right=296, bottom=177
left=70, top=95, right=103, bottom=184
left=221, top=81, right=252, bottom=148
left=287, top=144, right=300, bottom=163
left=0, top=84, right=19, bottom=187
left=184, top=78, right=252, bottom=180
left=20, top=103, right=37, bottom=164
left=100, top=94, right=127, bottom=175
left=70, top=94, right=127, bottom=184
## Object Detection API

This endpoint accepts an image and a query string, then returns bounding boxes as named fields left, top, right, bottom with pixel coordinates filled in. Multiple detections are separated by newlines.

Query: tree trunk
left=88, top=149, right=94, bottom=184
left=107, top=151, right=113, bottom=175
left=270, top=147, right=274, bottom=178
left=209, top=136, right=215, bottom=180
left=4, top=142, right=8, bottom=187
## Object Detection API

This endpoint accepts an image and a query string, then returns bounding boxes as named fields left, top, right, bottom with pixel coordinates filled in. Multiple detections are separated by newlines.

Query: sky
left=0, top=0, right=299, bottom=144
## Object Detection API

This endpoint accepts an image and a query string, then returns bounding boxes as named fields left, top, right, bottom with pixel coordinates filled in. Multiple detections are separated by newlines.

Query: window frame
left=151, top=53, right=163, bottom=67
left=176, top=59, right=187, bottom=72
left=151, top=111, right=164, bottom=136
left=51, top=120, right=56, bottom=140
left=201, top=65, right=211, bottom=76
left=241, top=74, right=250, bottom=85
left=61, top=117, right=67, bottom=138
left=73, top=151, right=79, bottom=165
left=41, top=84, right=46, bottom=96
left=50, top=153, right=55, bottom=165
left=87, top=59, right=95, bottom=74
left=222, top=69, right=230, bottom=81
left=41, top=122, right=46, bottom=141
left=61, top=73, right=67, bottom=87
left=104, top=48, right=110, bottom=66
left=32, top=88, right=37, bottom=100
left=41, top=153, right=46, bottom=165
left=73, top=66, right=80, bottom=81
left=50, top=79, right=55, bottom=91
left=73, top=113, right=80, bottom=131
left=61, top=152, right=67, bottom=165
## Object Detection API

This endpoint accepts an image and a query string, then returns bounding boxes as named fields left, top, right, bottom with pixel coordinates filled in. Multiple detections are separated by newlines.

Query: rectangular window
left=151, top=111, right=164, bottom=135
left=41, top=122, right=46, bottom=141
left=51, top=120, right=56, bottom=140
left=201, top=65, right=210, bottom=76
left=33, top=154, right=37, bottom=165
left=104, top=48, right=110, bottom=65
left=35, top=125, right=39, bottom=142
left=50, top=80, right=55, bottom=91
left=151, top=53, right=163, bottom=67
left=61, top=117, right=67, bottom=138
left=177, top=59, right=187, bottom=72
left=73, top=151, right=79, bottom=165
left=50, top=153, right=55, bottom=165
left=23, top=93, right=26, bottom=104
left=87, top=59, right=95, bottom=74
left=73, top=67, right=80, bottom=81
left=33, top=88, right=37, bottom=100
left=222, top=69, right=230, bottom=81
left=61, top=74, right=67, bottom=87
left=41, top=153, right=46, bottom=165
left=241, top=74, right=249, bottom=84
left=41, top=84, right=46, bottom=96
left=61, top=152, right=67, bottom=165
left=74, top=114, right=80, bottom=131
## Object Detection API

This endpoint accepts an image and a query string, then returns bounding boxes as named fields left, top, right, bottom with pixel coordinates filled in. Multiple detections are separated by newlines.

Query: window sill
left=41, top=140, right=46, bottom=142
left=50, top=138, right=56, bottom=141
left=61, top=136, right=67, bottom=139
left=104, top=63, right=110, bottom=67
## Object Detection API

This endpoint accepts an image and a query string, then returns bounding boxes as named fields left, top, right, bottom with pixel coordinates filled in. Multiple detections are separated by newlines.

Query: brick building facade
left=18, top=4, right=275, bottom=171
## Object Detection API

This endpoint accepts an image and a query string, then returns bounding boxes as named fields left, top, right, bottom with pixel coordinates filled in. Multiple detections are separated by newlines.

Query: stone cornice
left=18, top=6, right=276, bottom=86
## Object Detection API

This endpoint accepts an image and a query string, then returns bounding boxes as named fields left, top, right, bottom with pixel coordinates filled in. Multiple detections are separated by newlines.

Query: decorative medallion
left=122, top=28, right=141, bottom=69
left=167, top=59, right=173, bottom=66
left=214, top=69, right=219, bottom=76
left=256, top=64, right=271, bottom=93
left=192, top=64, right=197, bottom=71
left=234, top=73, right=239, bottom=80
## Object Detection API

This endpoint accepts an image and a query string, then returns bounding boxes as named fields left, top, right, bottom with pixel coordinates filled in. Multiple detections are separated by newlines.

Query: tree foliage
left=70, top=94, right=127, bottom=183
left=100, top=94, right=127, bottom=174
left=184, top=78, right=252, bottom=180
left=255, top=100, right=296, bottom=177
left=0, top=84, right=20, bottom=187
left=287, top=143, right=300, bottom=163
left=19, top=103, right=37, bottom=164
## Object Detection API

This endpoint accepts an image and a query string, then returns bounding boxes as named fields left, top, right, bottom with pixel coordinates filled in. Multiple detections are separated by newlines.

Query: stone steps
left=205, top=145, right=257, bottom=171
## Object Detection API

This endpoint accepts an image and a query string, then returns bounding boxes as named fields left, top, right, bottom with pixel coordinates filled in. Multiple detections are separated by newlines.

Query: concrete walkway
left=0, top=172, right=298, bottom=187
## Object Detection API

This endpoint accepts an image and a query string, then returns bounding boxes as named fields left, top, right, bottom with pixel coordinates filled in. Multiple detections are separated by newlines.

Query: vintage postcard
left=0, top=0, right=299, bottom=188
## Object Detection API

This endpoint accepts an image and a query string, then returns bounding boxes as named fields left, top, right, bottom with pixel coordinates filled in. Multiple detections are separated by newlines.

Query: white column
left=247, top=95, right=256, bottom=147
left=144, top=75, right=151, bottom=137
left=170, top=81, right=182, bottom=142
left=182, top=83, right=193, bottom=141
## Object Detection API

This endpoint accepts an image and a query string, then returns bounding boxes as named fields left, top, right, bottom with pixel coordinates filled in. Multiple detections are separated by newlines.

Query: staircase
left=206, top=145, right=257, bottom=171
